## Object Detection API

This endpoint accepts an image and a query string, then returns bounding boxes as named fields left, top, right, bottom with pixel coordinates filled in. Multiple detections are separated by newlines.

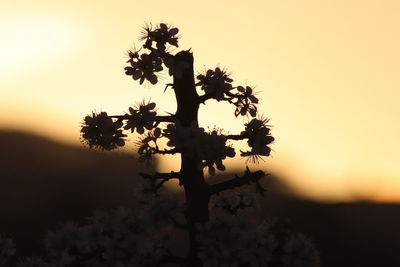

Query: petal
left=248, top=95, right=259, bottom=103
left=154, top=128, right=161, bottom=138
left=169, top=27, right=179, bottom=36
left=147, top=102, right=156, bottom=110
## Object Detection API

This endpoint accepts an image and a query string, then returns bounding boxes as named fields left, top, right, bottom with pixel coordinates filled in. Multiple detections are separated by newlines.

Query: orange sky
left=1, top=0, right=399, bottom=202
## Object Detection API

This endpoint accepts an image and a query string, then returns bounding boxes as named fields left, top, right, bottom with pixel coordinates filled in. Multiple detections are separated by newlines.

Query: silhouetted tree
left=0, top=23, right=319, bottom=267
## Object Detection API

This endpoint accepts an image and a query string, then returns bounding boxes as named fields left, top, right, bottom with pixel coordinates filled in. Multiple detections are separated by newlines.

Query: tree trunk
left=173, top=50, right=210, bottom=266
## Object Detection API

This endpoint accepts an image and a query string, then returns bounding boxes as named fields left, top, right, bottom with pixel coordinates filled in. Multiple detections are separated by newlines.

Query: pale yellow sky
left=1, top=0, right=399, bottom=202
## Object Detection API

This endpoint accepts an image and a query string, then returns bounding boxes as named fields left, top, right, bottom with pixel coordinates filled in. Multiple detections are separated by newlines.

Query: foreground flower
left=240, top=118, right=274, bottom=163
left=196, top=67, right=233, bottom=100
left=124, top=101, right=157, bottom=134
left=81, top=112, right=126, bottom=150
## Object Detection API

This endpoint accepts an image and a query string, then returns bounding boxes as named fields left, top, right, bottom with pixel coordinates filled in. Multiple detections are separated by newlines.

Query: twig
left=209, top=166, right=266, bottom=196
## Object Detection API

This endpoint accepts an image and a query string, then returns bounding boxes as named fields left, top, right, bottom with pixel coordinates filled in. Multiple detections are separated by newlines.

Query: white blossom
left=163, top=123, right=235, bottom=175
left=282, top=233, right=320, bottom=267
left=0, top=235, right=16, bottom=266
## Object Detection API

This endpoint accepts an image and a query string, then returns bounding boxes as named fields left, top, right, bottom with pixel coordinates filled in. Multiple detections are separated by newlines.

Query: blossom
left=141, top=23, right=179, bottom=52
left=124, top=101, right=157, bottom=134
left=125, top=52, right=162, bottom=85
left=0, top=235, right=16, bottom=266
left=282, top=233, right=320, bottom=267
left=196, top=67, right=233, bottom=100
left=163, top=122, right=203, bottom=154
left=195, top=214, right=276, bottom=266
left=144, top=195, right=183, bottom=227
left=240, top=118, right=274, bottom=162
left=135, top=128, right=162, bottom=164
left=210, top=190, right=256, bottom=215
left=199, top=129, right=235, bottom=175
left=163, top=123, right=235, bottom=175
left=237, top=86, right=259, bottom=104
left=81, top=112, right=126, bottom=150
left=234, top=86, right=258, bottom=117
left=16, top=257, right=51, bottom=267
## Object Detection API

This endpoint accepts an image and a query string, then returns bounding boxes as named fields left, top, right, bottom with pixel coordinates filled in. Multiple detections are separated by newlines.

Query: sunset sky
left=1, top=0, right=399, bottom=202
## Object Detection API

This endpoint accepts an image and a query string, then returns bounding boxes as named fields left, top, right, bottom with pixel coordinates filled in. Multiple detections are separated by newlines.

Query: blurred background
left=1, top=0, right=399, bottom=266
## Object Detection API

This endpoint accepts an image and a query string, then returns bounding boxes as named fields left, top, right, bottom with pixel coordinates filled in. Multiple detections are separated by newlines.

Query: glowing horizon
left=1, top=0, right=399, bottom=203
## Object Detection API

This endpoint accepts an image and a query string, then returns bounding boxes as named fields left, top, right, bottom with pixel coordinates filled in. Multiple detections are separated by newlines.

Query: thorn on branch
left=164, top=83, right=174, bottom=92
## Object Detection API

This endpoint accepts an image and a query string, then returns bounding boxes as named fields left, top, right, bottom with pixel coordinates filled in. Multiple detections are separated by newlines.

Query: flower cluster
left=195, top=215, right=276, bottom=267
left=81, top=112, right=126, bottom=151
left=136, top=128, right=162, bottom=163
left=196, top=68, right=234, bottom=100
left=124, top=101, right=157, bottom=134
left=163, top=123, right=235, bottom=175
left=196, top=211, right=320, bottom=267
left=240, top=118, right=274, bottom=163
left=16, top=257, right=50, bottom=267
left=141, top=23, right=179, bottom=52
left=144, top=196, right=183, bottom=228
left=0, top=235, right=16, bottom=266
left=282, top=233, right=320, bottom=267
left=209, top=190, right=256, bottom=215
left=44, top=207, right=169, bottom=267
left=125, top=51, right=163, bottom=85
left=233, top=86, right=259, bottom=117
left=125, top=23, right=179, bottom=84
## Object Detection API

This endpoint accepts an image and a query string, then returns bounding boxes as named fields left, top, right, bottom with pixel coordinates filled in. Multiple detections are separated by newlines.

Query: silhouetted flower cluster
left=125, top=51, right=162, bottom=85
left=136, top=128, right=162, bottom=163
left=196, top=67, right=233, bottom=101
left=141, top=23, right=179, bottom=52
left=125, top=23, right=179, bottom=84
left=233, top=85, right=259, bottom=117
left=124, top=101, right=157, bottom=134
left=240, top=118, right=274, bottom=163
left=209, top=190, right=255, bottom=215
left=81, top=112, right=126, bottom=150
left=163, top=123, right=235, bottom=175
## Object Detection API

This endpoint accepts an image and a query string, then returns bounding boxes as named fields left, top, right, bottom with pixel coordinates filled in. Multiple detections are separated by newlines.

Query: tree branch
left=109, top=114, right=175, bottom=123
left=209, top=167, right=267, bottom=196
left=198, top=93, right=232, bottom=104
left=139, top=171, right=182, bottom=193
left=153, top=148, right=178, bottom=155
left=155, top=115, right=175, bottom=123
left=225, top=134, right=248, bottom=141
left=139, top=171, right=181, bottom=180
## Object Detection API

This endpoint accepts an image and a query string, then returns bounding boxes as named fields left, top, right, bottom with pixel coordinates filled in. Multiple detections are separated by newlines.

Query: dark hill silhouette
left=0, top=130, right=399, bottom=266
left=0, top=130, right=152, bottom=256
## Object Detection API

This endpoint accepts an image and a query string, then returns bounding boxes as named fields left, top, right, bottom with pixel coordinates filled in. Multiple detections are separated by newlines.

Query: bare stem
left=209, top=167, right=267, bottom=195
left=109, top=115, right=175, bottom=123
